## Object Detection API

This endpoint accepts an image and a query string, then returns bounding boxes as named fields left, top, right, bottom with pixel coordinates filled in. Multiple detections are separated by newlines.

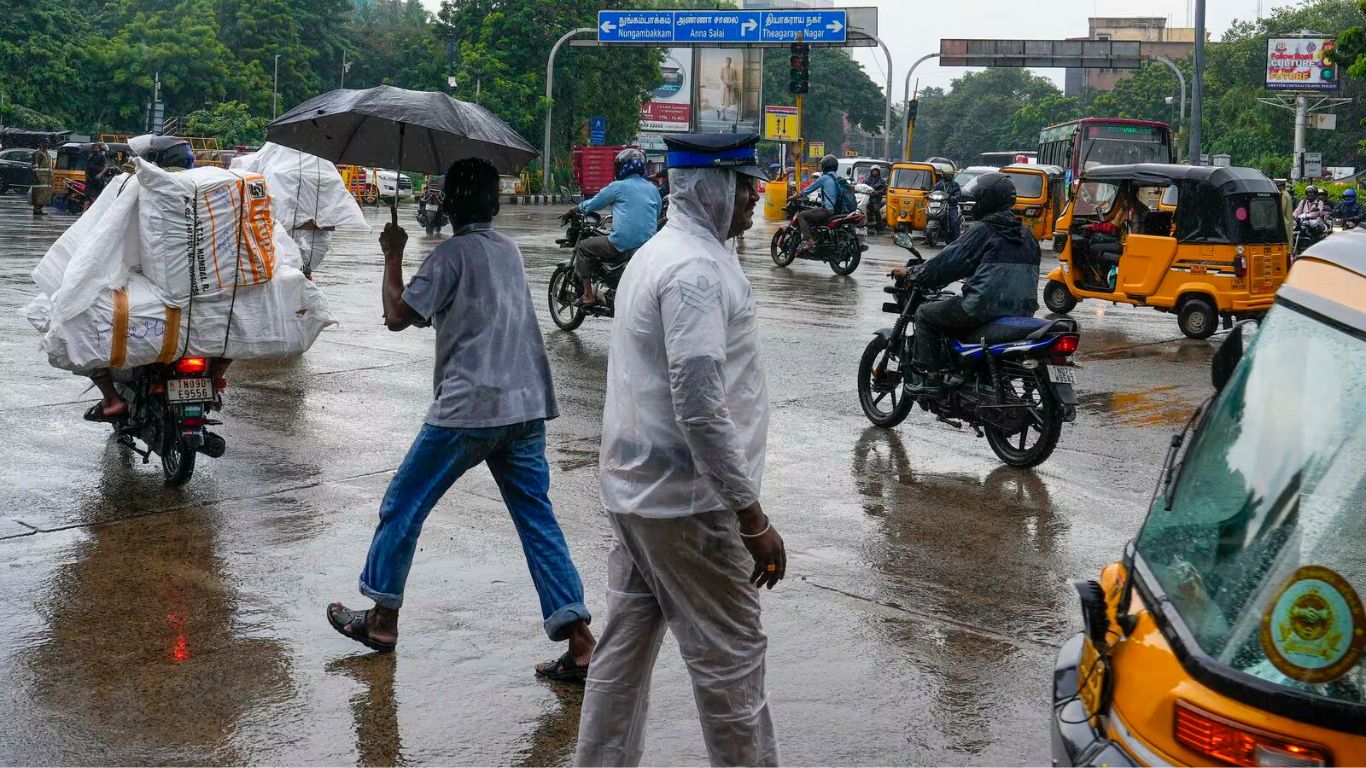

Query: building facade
left=1064, top=17, right=1196, bottom=96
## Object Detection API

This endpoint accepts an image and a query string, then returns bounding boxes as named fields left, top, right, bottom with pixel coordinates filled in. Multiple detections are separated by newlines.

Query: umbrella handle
left=392, top=124, right=405, bottom=227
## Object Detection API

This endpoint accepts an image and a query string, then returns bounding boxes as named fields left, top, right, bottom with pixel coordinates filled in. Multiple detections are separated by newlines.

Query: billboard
left=1266, top=38, right=1339, bottom=92
left=695, top=48, right=763, bottom=134
left=641, top=48, right=693, bottom=132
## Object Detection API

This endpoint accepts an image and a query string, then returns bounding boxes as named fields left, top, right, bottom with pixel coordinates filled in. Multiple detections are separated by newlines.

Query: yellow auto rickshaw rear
left=886, top=162, right=938, bottom=233
left=1053, top=231, right=1366, bottom=767
left=1002, top=163, right=1065, bottom=241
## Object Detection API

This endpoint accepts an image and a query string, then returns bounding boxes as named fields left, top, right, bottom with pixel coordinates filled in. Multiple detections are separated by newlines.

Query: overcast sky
left=418, top=0, right=1296, bottom=95
left=846, top=0, right=1295, bottom=95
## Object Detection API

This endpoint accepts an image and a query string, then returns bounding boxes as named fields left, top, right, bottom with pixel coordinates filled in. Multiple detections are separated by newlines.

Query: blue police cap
left=664, top=133, right=767, bottom=181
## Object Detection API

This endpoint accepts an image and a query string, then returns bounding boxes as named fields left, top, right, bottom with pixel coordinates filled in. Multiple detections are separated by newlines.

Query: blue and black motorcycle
left=856, top=233, right=1081, bottom=467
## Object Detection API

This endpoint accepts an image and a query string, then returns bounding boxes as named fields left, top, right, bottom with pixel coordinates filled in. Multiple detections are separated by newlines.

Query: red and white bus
left=1038, top=118, right=1176, bottom=184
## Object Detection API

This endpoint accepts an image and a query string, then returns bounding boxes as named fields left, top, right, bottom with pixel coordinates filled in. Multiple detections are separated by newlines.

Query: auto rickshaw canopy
left=1078, top=163, right=1285, bottom=246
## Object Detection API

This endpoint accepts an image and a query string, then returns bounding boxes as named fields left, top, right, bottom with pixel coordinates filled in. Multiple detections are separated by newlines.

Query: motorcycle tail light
left=1174, top=702, right=1327, bottom=767
left=181, top=417, right=205, bottom=427
left=1052, top=334, right=1080, bottom=355
left=151, top=382, right=166, bottom=395
left=174, top=357, right=208, bottom=375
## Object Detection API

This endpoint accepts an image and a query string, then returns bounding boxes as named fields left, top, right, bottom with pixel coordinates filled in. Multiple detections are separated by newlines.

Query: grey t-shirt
left=402, top=222, right=559, bottom=428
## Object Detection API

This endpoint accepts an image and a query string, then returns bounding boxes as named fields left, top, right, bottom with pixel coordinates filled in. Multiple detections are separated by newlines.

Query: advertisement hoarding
left=641, top=48, right=693, bottom=132
left=695, top=48, right=763, bottom=134
left=1266, top=37, right=1339, bottom=92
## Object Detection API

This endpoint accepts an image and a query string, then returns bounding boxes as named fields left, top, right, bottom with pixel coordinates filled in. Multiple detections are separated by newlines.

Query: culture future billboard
left=641, top=48, right=693, bottom=132
left=1266, top=37, right=1339, bottom=92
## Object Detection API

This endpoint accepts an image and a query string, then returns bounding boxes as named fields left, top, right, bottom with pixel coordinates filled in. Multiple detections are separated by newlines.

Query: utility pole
left=1187, top=0, right=1206, bottom=164
left=1292, top=94, right=1308, bottom=181
left=790, top=36, right=809, bottom=188
left=340, top=49, right=348, bottom=88
left=901, top=52, right=939, bottom=161
left=1151, top=55, right=1186, bottom=160
left=272, top=54, right=280, bottom=120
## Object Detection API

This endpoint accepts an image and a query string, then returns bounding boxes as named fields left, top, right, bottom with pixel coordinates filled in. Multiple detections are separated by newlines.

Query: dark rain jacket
left=915, top=210, right=1040, bottom=321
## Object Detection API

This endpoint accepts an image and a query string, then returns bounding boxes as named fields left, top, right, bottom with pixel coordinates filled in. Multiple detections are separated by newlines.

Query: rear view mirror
left=1210, top=324, right=1244, bottom=392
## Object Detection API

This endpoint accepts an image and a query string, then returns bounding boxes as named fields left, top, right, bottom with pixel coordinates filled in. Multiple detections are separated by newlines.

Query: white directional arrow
left=826, top=19, right=844, bottom=34
left=600, top=20, right=617, bottom=33
left=740, top=18, right=757, bottom=35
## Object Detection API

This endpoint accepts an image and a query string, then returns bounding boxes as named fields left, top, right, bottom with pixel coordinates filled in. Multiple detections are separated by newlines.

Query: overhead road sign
left=939, top=38, right=1143, bottom=69
left=597, top=9, right=847, bottom=46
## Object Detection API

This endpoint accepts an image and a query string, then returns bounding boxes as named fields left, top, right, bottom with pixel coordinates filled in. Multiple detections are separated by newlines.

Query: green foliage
left=760, top=46, right=886, bottom=155
left=912, top=0, right=1363, bottom=173
left=184, top=100, right=267, bottom=146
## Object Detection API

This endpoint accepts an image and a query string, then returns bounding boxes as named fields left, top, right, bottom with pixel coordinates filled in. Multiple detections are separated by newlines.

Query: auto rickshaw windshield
left=891, top=167, right=933, bottom=190
left=1073, top=181, right=1118, bottom=217
left=1136, top=304, right=1366, bottom=703
left=1007, top=172, right=1044, bottom=199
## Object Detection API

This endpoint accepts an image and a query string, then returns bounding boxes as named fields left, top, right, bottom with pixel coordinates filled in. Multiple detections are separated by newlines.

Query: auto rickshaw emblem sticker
left=1260, top=566, right=1366, bottom=683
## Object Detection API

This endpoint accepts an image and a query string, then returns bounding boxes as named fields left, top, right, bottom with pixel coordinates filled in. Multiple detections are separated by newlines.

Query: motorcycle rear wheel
left=858, top=335, right=913, bottom=428
left=548, top=264, right=586, bottom=331
left=983, top=375, right=1063, bottom=468
left=830, top=231, right=861, bottom=275
left=162, top=444, right=197, bottom=485
left=770, top=228, right=796, bottom=267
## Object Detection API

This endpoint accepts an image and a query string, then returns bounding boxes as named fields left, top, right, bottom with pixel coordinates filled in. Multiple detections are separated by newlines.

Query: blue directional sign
left=597, top=9, right=847, bottom=45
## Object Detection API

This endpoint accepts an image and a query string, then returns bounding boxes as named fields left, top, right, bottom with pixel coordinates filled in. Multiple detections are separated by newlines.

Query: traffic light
left=906, top=99, right=918, bottom=122
left=789, top=43, right=810, bottom=95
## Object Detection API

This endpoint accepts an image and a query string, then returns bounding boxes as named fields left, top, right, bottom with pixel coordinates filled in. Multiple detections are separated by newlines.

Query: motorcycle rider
left=864, top=165, right=888, bottom=229
left=895, top=172, right=1041, bottom=396
left=84, top=136, right=205, bottom=421
left=791, top=154, right=854, bottom=256
left=417, top=175, right=446, bottom=235
left=1294, top=184, right=1331, bottom=241
left=930, top=172, right=964, bottom=240
left=569, top=147, right=660, bottom=307
left=1334, top=187, right=1364, bottom=226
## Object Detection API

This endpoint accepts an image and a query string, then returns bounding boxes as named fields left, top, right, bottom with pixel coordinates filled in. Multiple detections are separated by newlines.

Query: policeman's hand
left=738, top=503, right=786, bottom=590
left=380, top=223, right=407, bottom=258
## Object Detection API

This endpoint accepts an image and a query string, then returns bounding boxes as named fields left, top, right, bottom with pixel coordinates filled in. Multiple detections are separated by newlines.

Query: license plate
left=1048, top=365, right=1077, bottom=385
left=168, top=377, right=213, bottom=403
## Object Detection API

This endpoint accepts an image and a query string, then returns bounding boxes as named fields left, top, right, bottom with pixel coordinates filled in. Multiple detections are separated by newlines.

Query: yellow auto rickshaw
left=1002, top=163, right=1065, bottom=241
left=52, top=142, right=131, bottom=208
left=1052, top=230, right=1366, bottom=766
left=886, top=161, right=942, bottom=233
left=1043, top=164, right=1289, bottom=339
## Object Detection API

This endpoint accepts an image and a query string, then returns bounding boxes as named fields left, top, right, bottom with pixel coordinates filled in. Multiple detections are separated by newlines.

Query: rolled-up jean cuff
left=359, top=579, right=403, bottom=611
left=544, top=601, right=591, bottom=641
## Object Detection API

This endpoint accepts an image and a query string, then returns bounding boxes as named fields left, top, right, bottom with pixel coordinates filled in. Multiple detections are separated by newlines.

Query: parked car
left=0, top=147, right=43, bottom=195
left=373, top=169, right=413, bottom=203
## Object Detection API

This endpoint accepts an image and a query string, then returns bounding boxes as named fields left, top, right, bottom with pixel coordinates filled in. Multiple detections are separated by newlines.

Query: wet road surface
left=0, top=195, right=1219, bottom=765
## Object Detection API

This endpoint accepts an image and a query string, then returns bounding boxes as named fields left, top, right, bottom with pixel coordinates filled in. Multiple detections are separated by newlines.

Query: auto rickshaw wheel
left=363, top=185, right=380, bottom=205
left=1178, top=296, right=1217, bottom=340
left=1044, top=280, right=1078, bottom=314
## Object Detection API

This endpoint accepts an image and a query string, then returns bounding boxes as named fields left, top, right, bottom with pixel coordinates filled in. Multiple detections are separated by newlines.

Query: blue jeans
left=359, top=419, right=590, bottom=641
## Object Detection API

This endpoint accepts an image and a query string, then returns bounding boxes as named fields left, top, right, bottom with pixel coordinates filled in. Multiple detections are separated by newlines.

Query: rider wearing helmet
left=569, top=147, right=661, bottom=306
left=791, top=154, right=852, bottom=255
left=1335, top=187, right=1364, bottom=225
left=1294, top=184, right=1331, bottom=238
left=896, top=171, right=1042, bottom=395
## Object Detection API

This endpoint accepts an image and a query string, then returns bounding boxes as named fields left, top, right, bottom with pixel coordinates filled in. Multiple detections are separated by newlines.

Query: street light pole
left=901, top=53, right=939, bottom=161
left=543, top=27, right=593, bottom=194
left=340, top=49, right=347, bottom=89
left=870, top=35, right=893, bottom=162
left=1187, top=0, right=1206, bottom=164
left=1151, top=55, right=1185, bottom=160
left=272, top=54, right=280, bottom=121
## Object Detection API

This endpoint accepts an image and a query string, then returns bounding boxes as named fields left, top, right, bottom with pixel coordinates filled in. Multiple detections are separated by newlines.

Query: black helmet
left=820, top=154, right=838, bottom=173
left=963, top=171, right=1016, bottom=217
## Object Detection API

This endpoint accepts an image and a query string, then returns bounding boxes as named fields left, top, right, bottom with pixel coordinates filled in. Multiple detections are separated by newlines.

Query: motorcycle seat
left=953, top=316, right=1078, bottom=345
left=828, top=212, right=865, bottom=228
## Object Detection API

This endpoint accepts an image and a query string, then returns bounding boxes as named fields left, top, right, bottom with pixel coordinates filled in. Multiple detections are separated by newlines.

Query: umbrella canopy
left=266, top=85, right=538, bottom=224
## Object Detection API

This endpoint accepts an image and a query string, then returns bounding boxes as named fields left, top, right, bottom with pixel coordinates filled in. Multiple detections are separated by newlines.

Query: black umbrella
left=266, top=85, right=538, bottom=225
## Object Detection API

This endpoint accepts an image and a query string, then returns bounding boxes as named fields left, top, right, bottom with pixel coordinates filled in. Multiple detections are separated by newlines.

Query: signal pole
left=790, top=35, right=809, bottom=189
left=1188, top=0, right=1206, bottom=164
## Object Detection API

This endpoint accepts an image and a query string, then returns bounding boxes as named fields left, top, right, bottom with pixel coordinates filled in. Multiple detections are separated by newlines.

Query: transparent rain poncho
left=598, top=167, right=770, bottom=518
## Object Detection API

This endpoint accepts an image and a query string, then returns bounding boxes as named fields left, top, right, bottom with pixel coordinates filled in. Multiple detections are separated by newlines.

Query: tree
left=910, top=69, right=1065, bottom=162
left=760, top=46, right=886, bottom=155
left=184, top=100, right=267, bottom=146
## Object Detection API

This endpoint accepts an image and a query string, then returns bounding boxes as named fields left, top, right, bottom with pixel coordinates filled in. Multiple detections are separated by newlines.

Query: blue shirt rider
left=792, top=154, right=844, bottom=255
left=571, top=147, right=660, bottom=306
